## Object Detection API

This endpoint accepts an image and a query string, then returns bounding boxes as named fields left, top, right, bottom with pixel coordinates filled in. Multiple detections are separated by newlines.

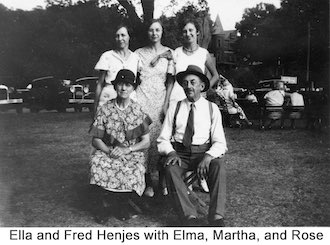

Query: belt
left=172, top=142, right=210, bottom=153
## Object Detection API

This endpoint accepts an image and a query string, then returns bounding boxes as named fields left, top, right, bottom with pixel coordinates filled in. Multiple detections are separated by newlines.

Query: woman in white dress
left=169, top=18, right=220, bottom=106
left=93, top=24, right=140, bottom=114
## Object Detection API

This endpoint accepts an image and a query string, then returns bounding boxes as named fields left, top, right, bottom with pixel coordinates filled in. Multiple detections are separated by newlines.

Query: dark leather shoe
left=209, top=218, right=225, bottom=227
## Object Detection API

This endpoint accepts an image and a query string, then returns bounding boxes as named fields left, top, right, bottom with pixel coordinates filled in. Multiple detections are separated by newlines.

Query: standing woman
left=169, top=19, right=219, bottom=105
left=135, top=20, right=175, bottom=197
left=169, top=19, right=220, bottom=193
left=94, top=24, right=140, bottom=114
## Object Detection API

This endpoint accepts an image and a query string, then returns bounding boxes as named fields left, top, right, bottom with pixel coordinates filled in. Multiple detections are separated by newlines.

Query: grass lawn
left=0, top=111, right=329, bottom=227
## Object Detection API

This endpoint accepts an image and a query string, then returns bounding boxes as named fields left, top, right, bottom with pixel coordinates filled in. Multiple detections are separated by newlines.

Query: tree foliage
left=0, top=0, right=213, bottom=87
left=234, top=0, right=329, bottom=88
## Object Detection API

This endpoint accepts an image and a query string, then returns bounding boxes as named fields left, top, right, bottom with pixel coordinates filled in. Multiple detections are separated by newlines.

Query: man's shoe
left=209, top=218, right=225, bottom=227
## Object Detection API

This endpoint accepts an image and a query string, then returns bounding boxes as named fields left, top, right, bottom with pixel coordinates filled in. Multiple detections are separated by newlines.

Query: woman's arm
left=94, top=71, right=107, bottom=115
left=163, top=74, right=175, bottom=114
left=92, top=137, right=111, bottom=154
left=205, top=53, right=219, bottom=89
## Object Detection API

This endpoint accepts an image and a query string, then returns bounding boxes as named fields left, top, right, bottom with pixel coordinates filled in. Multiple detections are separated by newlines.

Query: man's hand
left=197, top=154, right=214, bottom=180
left=164, top=151, right=181, bottom=167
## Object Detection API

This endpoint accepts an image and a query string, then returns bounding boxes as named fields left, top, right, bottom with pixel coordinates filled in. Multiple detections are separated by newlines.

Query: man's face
left=181, top=74, right=204, bottom=101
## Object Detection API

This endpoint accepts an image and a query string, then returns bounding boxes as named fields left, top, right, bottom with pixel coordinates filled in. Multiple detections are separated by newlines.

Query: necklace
left=183, top=45, right=199, bottom=53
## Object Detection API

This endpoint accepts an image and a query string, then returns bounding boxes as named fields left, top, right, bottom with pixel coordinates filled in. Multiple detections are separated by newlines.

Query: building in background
left=209, top=14, right=238, bottom=71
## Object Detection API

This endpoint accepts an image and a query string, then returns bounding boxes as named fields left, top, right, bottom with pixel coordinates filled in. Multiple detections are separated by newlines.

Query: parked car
left=69, top=76, right=97, bottom=112
left=0, top=84, right=26, bottom=113
left=25, top=76, right=72, bottom=113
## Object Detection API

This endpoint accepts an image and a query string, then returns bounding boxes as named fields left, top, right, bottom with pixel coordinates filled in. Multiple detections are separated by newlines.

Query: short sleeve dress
left=89, top=99, right=152, bottom=196
left=134, top=47, right=174, bottom=173
left=169, top=46, right=209, bottom=105
left=94, top=50, right=140, bottom=107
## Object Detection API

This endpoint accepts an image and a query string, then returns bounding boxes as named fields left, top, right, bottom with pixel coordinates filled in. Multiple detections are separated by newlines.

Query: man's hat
left=176, top=65, right=210, bottom=92
left=112, top=69, right=137, bottom=89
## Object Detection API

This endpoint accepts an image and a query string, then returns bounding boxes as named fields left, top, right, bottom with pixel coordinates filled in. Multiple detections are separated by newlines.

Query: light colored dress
left=89, top=99, right=152, bottom=196
left=169, top=46, right=209, bottom=105
left=94, top=50, right=140, bottom=107
left=134, top=46, right=174, bottom=173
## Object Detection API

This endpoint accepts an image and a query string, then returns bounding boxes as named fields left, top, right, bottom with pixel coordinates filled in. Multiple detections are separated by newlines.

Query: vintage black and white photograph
left=0, top=0, right=329, bottom=228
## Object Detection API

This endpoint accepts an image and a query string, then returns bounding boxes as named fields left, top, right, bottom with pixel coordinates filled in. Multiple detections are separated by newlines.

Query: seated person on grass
left=89, top=69, right=151, bottom=224
left=280, top=85, right=304, bottom=129
left=261, top=81, right=287, bottom=129
left=157, top=65, right=227, bottom=227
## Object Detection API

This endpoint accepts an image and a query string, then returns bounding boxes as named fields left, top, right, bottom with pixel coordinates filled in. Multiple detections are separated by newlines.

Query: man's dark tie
left=182, top=103, right=195, bottom=147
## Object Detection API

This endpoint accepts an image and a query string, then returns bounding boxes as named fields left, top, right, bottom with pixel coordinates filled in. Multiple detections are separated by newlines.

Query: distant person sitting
left=216, top=78, right=252, bottom=127
left=261, top=81, right=286, bottom=129
left=245, top=90, right=258, bottom=104
left=280, top=86, right=304, bottom=129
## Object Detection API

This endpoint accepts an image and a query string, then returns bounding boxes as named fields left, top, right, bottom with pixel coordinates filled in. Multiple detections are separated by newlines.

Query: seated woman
left=89, top=69, right=151, bottom=224
left=216, top=78, right=252, bottom=127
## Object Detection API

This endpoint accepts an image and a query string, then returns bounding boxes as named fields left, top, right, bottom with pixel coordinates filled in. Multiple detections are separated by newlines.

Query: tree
left=234, top=0, right=329, bottom=88
left=235, top=3, right=281, bottom=66
left=0, top=0, right=214, bottom=87
left=279, top=0, right=329, bottom=87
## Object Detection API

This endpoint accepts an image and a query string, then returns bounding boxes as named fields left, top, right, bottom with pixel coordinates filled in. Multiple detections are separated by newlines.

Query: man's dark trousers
left=165, top=143, right=226, bottom=221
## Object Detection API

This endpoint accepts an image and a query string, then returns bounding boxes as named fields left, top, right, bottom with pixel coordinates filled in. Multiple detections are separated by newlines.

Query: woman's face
left=148, top=22, right=163, bottom=44
left=115, top=27, right=130, bottom=50
left=115, top=82, right=134, bottom=99
left=182, top=22, right=198, bottom=44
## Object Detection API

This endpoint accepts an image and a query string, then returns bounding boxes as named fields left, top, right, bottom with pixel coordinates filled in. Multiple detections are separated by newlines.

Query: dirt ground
left=0, top=111, right=329, bottom=227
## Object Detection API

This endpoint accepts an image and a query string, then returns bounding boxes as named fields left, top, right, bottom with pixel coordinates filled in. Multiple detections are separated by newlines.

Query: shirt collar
left=184, top=96, right=205, bottom=107
left=111, top=50, right=133, bottom=62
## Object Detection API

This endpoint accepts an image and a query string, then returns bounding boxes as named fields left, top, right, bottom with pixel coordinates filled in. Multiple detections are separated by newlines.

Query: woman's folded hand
left=109, top=146, right=131, bottom=158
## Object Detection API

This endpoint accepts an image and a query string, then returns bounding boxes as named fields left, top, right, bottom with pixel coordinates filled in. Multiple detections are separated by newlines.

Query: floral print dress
left=89, top=99, right=152, bottom=196
left=134, top=47, right=174, bottom=173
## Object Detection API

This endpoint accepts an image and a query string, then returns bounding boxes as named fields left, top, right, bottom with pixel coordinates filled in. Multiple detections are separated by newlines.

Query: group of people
left=261, top=81, right=305, bottom=129
left=88, top=18, right=228, bottom=227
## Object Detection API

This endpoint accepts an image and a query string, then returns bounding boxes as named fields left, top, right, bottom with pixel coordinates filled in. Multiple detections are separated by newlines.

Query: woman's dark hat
left=112, top=69, right=137, bottom=88
left=176, top=65, right=210, bottom=92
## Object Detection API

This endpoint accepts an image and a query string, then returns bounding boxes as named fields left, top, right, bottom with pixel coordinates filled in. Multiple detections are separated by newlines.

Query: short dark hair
left=114, top=23, right=132, bottom=37
left=179, top=18, right=200, bottom=33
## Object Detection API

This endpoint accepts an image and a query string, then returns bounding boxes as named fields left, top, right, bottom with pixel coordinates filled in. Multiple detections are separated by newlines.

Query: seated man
left=261, top=81, right=286, bottom=129
left=157, top=65, right=227, bottom=226
left=281, top=86, right=304, bottom=129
